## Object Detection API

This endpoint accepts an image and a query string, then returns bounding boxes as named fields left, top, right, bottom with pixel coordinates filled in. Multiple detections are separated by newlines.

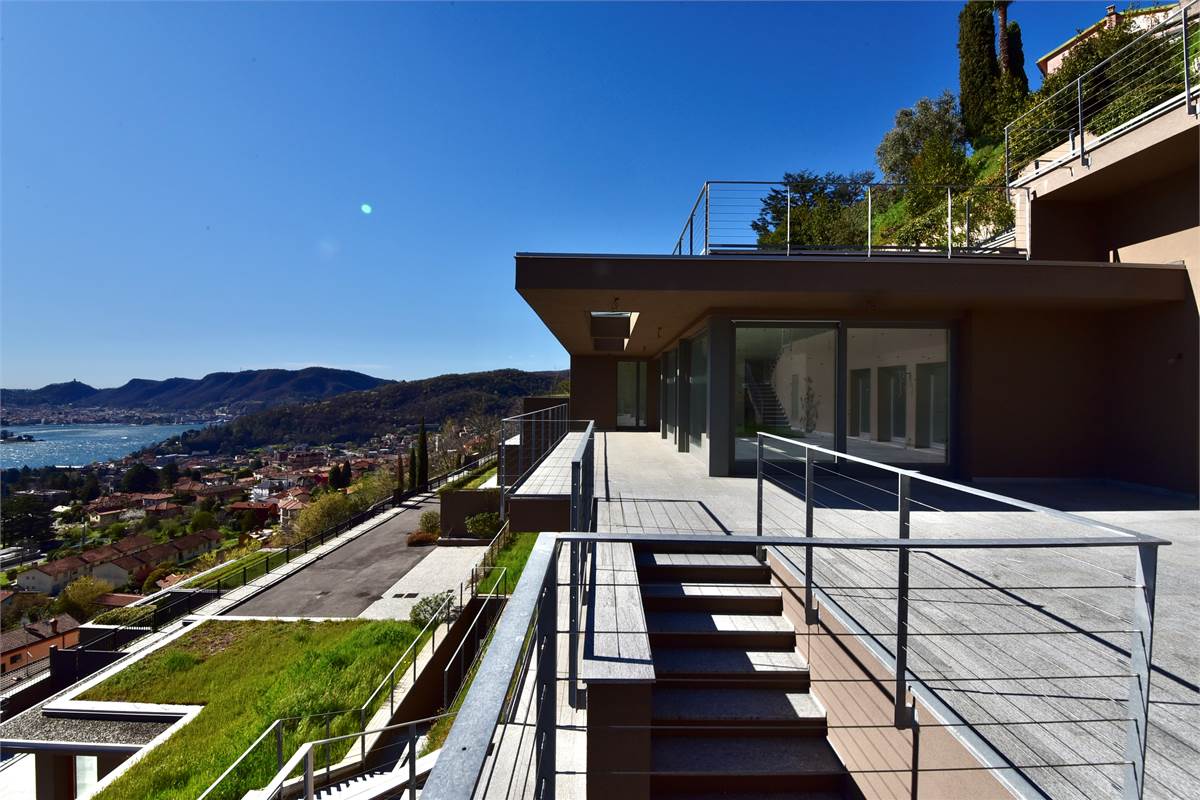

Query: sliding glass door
left=616, top=361, right=648, bottom=429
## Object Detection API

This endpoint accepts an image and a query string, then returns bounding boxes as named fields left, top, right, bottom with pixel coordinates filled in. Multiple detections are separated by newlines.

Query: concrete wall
left=440, top=489, right=501, bottom=537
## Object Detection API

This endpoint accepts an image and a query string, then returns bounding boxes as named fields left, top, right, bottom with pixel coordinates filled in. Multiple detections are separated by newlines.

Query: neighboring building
left=194, top=484, right=243, bottom=503
left=1037, top=3, right=1178, bottom=76
left=0, top=590, right=13, bottom=611
left=87, top=508, right=124, bottom=527
left=229, top=500, right=278, bottom=527
left=278, top=497, right=309, bottom=532
left=0, top=615, right=80, bottom=674
left=171, top=531, right=219, bottom=562
left=136, top=543, right=181, bottom=568
left=78, top=545, right=122, bottom=568
left=112, top=534, right=155, bottom=556
left=92, top=556, right=149, bottom=590
left=15, top=557, right=88, bottom=596
left=145, top=501, right=183, bottom=520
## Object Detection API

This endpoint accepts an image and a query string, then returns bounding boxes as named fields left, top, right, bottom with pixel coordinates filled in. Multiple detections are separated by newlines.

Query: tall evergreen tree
left=341, top=460, right=352, bottom=488
left=417, top=418, right=429, bottom=489
left=995, top=1, right=1010, bottom=75
left=408, top=446, right=418, bottom=493
left=958, top=1, right=999, bottom=146
left=1005, top=21, right=1028, bottom=95
left=395, top=453, right=405, bottom=495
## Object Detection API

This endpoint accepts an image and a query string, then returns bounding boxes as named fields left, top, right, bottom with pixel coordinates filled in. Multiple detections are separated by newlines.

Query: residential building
left=15, top=558, right=88, bottom=596
left=111, top=534, right=155, bottom=556
left=1037, top=2, right=1178, bottom=76
left=278, top=496, right=309, bottom=532
left=92, top=556, right=148, bottom=590
left=0, top=615, right=80, bottom=675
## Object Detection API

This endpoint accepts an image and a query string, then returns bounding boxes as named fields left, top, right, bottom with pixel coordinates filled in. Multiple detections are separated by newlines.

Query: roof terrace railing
left=672, top=180, right=1029, bottom=260
left=421, top=440, right=1168, bottom=800
left=1005, top=0, right=1199, bottom=185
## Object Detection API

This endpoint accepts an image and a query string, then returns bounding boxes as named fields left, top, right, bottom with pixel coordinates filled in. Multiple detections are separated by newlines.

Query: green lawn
left=477, top=532, right=536, bottom=596
left=82, top=619, right=419, bottom=800
left=462, top=466, right=497, bottom=490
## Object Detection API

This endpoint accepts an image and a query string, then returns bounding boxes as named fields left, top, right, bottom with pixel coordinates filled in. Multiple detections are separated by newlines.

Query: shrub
left=142, top=566, right=174, bottom=594
left=92, top=605, right=156, bottom=627
left=464, top=512, right=501, bottom=539
left=55, top=576, right=114, bottom=622
left=5, top=569, right=16, bottom=582
left=406, top=530, right=439, bottom=547
left=418, top=510, right=440, bottom=534
left=410, top=590, right=457, bottom=629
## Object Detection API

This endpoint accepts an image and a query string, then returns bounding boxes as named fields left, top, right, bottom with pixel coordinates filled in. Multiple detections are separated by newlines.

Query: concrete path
left=227, top=493, right=440, bottom=618
left=359, top=546, right=486, bottom=620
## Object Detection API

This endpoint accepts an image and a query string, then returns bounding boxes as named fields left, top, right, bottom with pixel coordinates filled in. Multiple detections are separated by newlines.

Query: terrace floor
left=593, top=431, right=1200, bottom=800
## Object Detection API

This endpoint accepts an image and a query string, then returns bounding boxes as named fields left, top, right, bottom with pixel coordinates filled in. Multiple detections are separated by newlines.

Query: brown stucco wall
left=570, top=355, right=659, bottom=432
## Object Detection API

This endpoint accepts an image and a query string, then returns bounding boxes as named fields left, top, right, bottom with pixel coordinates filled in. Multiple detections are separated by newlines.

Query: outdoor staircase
left=313, top=769, right=392, bottom=799
left=745, top=361, right=790, bottom=429
left=634, top=540, right=856, bottom=798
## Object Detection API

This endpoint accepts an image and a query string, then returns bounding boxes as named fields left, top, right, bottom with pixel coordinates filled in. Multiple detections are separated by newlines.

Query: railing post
left=1123, top=543, right=1158, bottom=800
left=536, top=566, right=557, bottom=800
left=945, top=186, right=953, bottom=258
left=703, top=181, right=710, bottom=255
left=275, top=720, right=283, bottom=769
left=688, top=214, right=694, bottom=256
left=785, top=185, right=792, bottom=256
left=895, top=473, right=912, bottom=729
left=1004, top=126, right=1010, bottom=185
left=804, top=452, right=817, bottom=625
left=1077, top=76, right=1089, bottom=166
left=569, top=540, right=580, bottom=707
left=1025, top=187, right=1032, bottom=261
left=910, top=703, right=921, bottom=800
left=1184, top=7, right=1195, bottom=116
left=866, top=185, right=872, bottom=256
left=755, top=434, right=764, bottom=539
left=360, top=707, right=366, bottom=764
left=408, top=722, right=418, bottom=800
left=304, top=747, right=314, bottom=800
left=964, top=197, right=971, bottom=249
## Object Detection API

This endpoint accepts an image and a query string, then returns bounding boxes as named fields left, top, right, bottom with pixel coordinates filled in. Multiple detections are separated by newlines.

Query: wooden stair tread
left=654, top=647, right=809, bottom=675
left=653, top=687, right=825, bottom=724
left=647, top=611, right=793, bottom=634
left=651, top=735, right=846, bottom=776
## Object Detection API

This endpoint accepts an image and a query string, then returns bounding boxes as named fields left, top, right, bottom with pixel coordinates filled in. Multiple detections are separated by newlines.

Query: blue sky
left=2, top=1, right=1117, bottom=388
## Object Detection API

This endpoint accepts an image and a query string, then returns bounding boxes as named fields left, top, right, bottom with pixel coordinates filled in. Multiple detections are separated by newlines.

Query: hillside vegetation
left=174, top=368, right=563, bottom=452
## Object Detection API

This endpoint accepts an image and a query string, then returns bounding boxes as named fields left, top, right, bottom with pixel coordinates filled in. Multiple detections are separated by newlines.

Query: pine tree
left=417, top=417, right=429, bottom=489
left=958, top=0, right=999, bottom=146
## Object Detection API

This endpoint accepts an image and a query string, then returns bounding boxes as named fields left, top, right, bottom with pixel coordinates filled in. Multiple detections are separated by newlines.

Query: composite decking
left=590, top=431, right=1200, bottom=800
left=513, top=432, right=588, bottom=497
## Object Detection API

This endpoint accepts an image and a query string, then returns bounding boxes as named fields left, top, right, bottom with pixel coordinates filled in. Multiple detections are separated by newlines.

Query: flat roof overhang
left=515, top=253, right=1192, bottom=357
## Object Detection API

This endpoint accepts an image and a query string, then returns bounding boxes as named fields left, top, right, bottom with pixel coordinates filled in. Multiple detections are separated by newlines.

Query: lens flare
left=360, top=203, right=373, bottom=215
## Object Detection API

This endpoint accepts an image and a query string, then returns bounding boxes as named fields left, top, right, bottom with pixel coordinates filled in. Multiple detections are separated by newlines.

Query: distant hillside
left=1, top=367, right=390, bottom=412
left=174, top=368, right=565, bottom=452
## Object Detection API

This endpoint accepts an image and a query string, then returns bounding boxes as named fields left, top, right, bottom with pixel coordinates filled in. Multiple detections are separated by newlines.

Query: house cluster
left=14, top=531, right=222, bottom=595
left=0, top=613, right=81, bottom=675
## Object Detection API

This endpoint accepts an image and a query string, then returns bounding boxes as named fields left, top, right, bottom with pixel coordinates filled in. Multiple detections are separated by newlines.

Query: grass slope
left=478, top=532, right=537, bottom=595
left=83, top=619, right=418, bottom=800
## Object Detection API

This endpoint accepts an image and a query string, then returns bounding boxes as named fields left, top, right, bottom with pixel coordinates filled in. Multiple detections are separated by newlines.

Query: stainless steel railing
left=1005, top=0, right=1199, bottom=185
left=672, top=180, right=1029, bottom=259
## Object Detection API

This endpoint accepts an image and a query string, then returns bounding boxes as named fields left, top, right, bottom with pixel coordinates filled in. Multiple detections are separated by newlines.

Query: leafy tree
left=752, top=171, right=875, bottom=250
left=238, top=510, right=259, bottom=533
left=327, top=463, right=343, bottom=489
left=159, top=461, right=180, bottom=491
left=78, top=474, right=101, bottom=502
left=876, top=92, right=964, bottom=184
left=121, top=463, right=160, bottom=494
left=141, top=566, right=172, bottom=594
left=1, top=495, right=53, bottom=548
left=958, top=0, right=999, bottom=145
left=55, top=576, right=113, bottom=622
left=190, top=510, right=216, bottom=533
left=417, top=419, right=429, bottom=489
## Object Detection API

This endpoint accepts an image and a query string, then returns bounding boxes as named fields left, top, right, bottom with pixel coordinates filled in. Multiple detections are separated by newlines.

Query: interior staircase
left=634, top=539, right=856, bottom=799
left=744, top=361, right=790, bottom=429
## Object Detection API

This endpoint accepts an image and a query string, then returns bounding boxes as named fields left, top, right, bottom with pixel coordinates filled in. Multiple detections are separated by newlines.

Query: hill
left=174, top=368, right=565, bottom=452
left=1, top=367, right=390, bottom=412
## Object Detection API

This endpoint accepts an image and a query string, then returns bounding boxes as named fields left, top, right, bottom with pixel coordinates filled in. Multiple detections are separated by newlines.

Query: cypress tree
left=408, top=446, right=418, bottom=493
left=958, top=1, right=999, bottom=146
left=417, top=417, right=429, bottom=489
left=1005, top=21, right=1029, bottom=95
left=395, top=453, right=405, bottom=495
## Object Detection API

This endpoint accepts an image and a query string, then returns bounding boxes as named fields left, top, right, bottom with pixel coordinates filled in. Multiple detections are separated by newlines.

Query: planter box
left=440, top=488, right=500, bottom=536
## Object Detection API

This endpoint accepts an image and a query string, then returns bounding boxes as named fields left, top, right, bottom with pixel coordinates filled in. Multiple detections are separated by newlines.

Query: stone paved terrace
left=514, top=432, right=588, bottom=497
left=593, top=431, right=1200, bottom=800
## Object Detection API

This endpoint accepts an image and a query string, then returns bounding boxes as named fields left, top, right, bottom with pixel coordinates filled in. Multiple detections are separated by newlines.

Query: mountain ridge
left=0, top=367, right=391, bottom=412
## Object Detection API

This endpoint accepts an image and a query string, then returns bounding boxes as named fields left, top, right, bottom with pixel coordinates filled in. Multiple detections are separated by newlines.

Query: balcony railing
left=421, top=437, right=1168, bottom=800
left=1005, top=0, right=1199, bottom=185
left=672, top=180, right=1028, bottom=259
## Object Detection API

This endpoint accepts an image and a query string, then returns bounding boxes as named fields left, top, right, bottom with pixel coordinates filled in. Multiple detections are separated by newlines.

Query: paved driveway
left=227, top=493, right=439, bottom=618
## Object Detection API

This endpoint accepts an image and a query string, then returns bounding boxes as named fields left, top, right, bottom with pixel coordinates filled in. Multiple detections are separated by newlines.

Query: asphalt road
left=226, top=493, right=439, bottom=618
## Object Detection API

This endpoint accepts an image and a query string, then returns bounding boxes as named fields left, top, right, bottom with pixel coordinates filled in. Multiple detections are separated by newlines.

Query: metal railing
left=1006, top=0, right=1199, bottom=185
left=672, top=180, right=1029, bottom=259
left=569, top=422, right=595, bottom=532
left=754, top=431, right=1167, bottom=800
left=421, top=444, right=1168, bottom=800
left=499, top=404, right=568, bottom=520
left=198, top=592, right=458, bottom=800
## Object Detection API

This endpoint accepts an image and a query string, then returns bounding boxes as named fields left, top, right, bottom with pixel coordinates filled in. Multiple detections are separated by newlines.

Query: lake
left=0, top=423, right=203, bottom=469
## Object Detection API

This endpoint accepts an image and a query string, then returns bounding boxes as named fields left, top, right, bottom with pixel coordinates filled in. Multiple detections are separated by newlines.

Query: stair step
left=641, top=582, right=782, bottom=613
left=654, top=647, right=810, bottom=689
left=650, top=735, right=847, bottom=792
left=647, top=611, right=796, bottom=649
left=652, top=688, right=826, bottom=735
left=635, top=552, right=771, bottom=584
left=630, top=539, right=758, bottom=555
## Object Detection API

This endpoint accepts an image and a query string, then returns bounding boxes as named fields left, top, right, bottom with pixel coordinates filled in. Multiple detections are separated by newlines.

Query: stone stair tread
left=647, top=611, right=793, bottom=634
left=654, top=647, right=808, bottom=675
left=641, top=582, right=779, bottom=599
left=652, top=735, right=845, bottom=776
left=636, top=552, right=763, bottom=568
left=652, top=688, right=825, bottom=723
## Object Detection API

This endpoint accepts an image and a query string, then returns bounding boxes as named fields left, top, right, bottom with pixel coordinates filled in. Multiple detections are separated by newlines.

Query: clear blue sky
left=2, top=1, right=1118, bottom=389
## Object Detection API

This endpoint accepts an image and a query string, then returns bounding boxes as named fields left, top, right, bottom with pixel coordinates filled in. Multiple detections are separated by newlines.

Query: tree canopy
left=751, top=171, right=875, bottom=250
left=875, top=91, right=964, bottom=184
left=958, top=1, right=999, bottom=145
